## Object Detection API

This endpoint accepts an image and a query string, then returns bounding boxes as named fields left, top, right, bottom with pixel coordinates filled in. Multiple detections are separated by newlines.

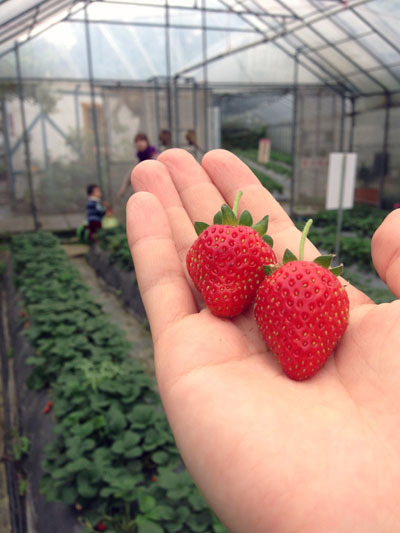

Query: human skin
left=126, top=148, right=400, bottom=533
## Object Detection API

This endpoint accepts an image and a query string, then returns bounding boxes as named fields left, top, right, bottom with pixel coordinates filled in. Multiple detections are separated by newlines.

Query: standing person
left=86, top=183, right=106, bottom=242
left=159, top=129, right=172, bottom=152
left=183, top=129, right=203, bottom=161
left=118, top=133, right=158, bottom=198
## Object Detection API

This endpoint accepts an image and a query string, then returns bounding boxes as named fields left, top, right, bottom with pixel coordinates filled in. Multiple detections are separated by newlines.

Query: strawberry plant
left=255, top=220, right=350, bottom=380
left=11, top=231, right=227, bottom=532
left=187, top=191, right=276, bottom=317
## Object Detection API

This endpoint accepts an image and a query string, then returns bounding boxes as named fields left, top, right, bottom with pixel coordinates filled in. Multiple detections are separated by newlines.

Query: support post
left=334, top=94, right=347, bottom=264
left=102, top=90, right=113, bottom=206
left=40, top=102, right=49, bottom=170
left=201, top=0, right=209, bottom=152
left=289, top=51, right=299, bottom=218
left=165, top=2, right=173, bottom=138
left=1, top=99, right=16, bottom=201
left=84, top=2, right=104, bottom=193
left=173, top=76, right=180, bottom=147
left=14, top=44, right=40, bottom=230
left=74, top=84, right=83, bottom=159
left=153, top=78, right=161, bottom=141
left=379, top=92, right=390, bottom=209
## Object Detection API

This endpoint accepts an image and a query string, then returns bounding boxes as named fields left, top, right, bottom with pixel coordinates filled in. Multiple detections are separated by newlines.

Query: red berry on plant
left=187, top=191, right=276, bottom=318
left=254, top=219, right=350, bottom=381
left=95, top=522, right=107, bottom=532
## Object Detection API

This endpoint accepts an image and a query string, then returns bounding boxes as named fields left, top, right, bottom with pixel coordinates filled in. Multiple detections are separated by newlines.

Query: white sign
left=326, top=153, right=357, bottom=210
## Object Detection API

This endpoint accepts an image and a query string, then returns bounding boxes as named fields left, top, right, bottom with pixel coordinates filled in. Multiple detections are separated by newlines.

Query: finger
left=126, top=191, right=197, bottom=342
left=202, top=149, right=370, bottom=308
left=202, top=149, right=314, bottom=260
left=131, top=159, right=195, bottom=263
left=158, top=148, right=225, bottom=223
left=371, top=208, right=400, bottom=298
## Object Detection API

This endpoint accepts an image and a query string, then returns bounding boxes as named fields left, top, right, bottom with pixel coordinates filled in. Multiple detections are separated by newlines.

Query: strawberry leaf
left=283, top=249, right=297, bottom=264
left=194, top=222, right=209, bottom=236
left=330, top=264, right=344, bottom=277
left=221, top=204, right=238, bottom=226
left=313, top=255, right=334, bottom=269
left=252, top=215, right=269, bottom=236
left=238, top=210, right=253, bottom=226
left=213, top=211, right=222, bottom=224
left=263, top=234, right=273, bottom=247
left=263, top=265, right=274, bottom=276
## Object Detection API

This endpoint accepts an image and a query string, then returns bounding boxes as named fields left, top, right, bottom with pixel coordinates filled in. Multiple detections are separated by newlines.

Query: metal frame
left=0, top=0, right=399, bottom=219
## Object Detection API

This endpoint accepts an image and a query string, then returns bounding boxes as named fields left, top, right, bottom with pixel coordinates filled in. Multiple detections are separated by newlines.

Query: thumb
left=371, top=209, right=400, bottom=299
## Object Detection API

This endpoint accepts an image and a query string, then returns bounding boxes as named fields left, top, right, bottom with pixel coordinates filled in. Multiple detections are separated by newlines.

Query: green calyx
left=276, top=218, right=344, bottom=277
left=194, top=190, right=274, bottom=247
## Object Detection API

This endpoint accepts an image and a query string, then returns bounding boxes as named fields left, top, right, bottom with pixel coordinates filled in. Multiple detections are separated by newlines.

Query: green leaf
left=156, top=505, right=175, bottom=521
left=77, top=472, right=97, bottom=499
left=238, top=210, right=253, bottom=226
left=152, top=451, right=170, bottom=465
left=65, top=457, right=92, bottom=473
left=188, top=489, right=208, bottom=511
left=213, top=211, right=222, bottom=224
left=252, top=215, right=269, bottom=236
left=139, top=493, right=157, bottom=513
left=221, top=204, right=238, bottom=226
left=263, top=265, right=273, bottom=276
left=330, top=264, right=344, bottom=277
left=283, top=249, right=298, bottom=264
left=262, top=234, right=273, bottom=248
left=194, top=222, right=209, bottom=236
left=313, top=255, right=334, bottom=269
left=106, top=404, right=126, bottom=433
left=137, top=519, right=164, bottom=533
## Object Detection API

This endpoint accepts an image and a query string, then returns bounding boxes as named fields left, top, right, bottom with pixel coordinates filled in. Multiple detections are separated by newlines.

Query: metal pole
left=84, top=1, right=104, bottom=193
left=334, top=94, right=347, bottom=264
left=201, top=0, right=209, bottom=152
left=378, top=93, right=390, bottom=209
left=348, top=96, right=355, bottom=152
left=192, top=78, right=198, bottom=159
left=40, top=102, right=49, bottom=170
left=165, top=2, right=173, bottom=138
left=74, top=83, right=83, bottom=158
left=173, top=76, right=180, bottom=147
left=14, top=44, right=40, bottom=230
left=102, top=90, right=113, bottom=206
left=1, top=99, right=16, bottom=201
left=153, top=78, right=161, bottom=143
left=289, top=51, right=299, bottom=218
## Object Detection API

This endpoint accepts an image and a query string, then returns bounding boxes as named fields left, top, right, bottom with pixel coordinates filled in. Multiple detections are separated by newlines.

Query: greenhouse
left=0, top=0, right=399, bottom=532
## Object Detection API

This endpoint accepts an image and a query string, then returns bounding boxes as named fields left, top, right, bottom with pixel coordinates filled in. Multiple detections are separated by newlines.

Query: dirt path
left=63, top=245, right=154, bottom=375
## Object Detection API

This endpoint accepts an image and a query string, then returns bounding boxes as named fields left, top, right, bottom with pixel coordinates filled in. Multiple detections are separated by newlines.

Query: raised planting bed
left=9, top=231, right=227, bottom=533
left=88, top=228, right=147, bottom=322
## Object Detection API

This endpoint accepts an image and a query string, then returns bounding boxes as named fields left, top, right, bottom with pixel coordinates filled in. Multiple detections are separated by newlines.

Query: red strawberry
left=95, top=522, right=107, bottom=532
left=187, top=192, right=276, bottom=317
left=254, top=220, right=349, bottom=381
left=43, top=401, right=53, bottom=414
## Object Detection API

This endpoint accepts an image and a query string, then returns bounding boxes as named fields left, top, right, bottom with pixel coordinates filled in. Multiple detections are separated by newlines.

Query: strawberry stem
left=299, top=219, right=313, bottom=261
left=232, top=191, right=243, bottom=217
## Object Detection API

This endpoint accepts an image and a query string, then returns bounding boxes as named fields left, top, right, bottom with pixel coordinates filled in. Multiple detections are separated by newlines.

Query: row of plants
left=232, top=148, right=292, bottom=177
left=97, top=227, right=134, bottom=272
left=297, top=205, right=390, bottom=272
left=11, top=232, right=226, bottom=533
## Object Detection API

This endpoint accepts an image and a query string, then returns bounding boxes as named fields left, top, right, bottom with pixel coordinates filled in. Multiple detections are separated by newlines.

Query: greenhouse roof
left=0, top=0, right=399, bottom=95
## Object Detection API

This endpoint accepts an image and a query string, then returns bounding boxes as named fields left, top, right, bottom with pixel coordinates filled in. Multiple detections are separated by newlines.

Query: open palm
left=126, top=149, right=400, bottom=532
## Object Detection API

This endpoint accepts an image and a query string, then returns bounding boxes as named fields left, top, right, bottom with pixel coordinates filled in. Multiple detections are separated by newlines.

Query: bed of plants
left=11, top=232, right=226, bottom=533
left=97, top=227, right=134, bottom=272
left=232, top=148, right=292, bottom=176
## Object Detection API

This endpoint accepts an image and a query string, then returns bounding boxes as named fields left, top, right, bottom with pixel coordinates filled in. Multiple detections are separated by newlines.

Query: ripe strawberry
left=43, top=401, right=53, bottom=414
left=95, top=522, right=107, bottom=532
left=254, top=220, right=349, bottom=381
left=187, top=192, right=276, bottom=317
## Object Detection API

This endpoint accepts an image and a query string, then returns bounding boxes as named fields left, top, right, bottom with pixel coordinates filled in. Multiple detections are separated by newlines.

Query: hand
left=126, top=149, right=400, bottom=533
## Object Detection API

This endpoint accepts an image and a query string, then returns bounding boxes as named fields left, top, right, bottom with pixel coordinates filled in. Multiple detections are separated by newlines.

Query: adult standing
left=118, top=132, right=158, bottom=198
